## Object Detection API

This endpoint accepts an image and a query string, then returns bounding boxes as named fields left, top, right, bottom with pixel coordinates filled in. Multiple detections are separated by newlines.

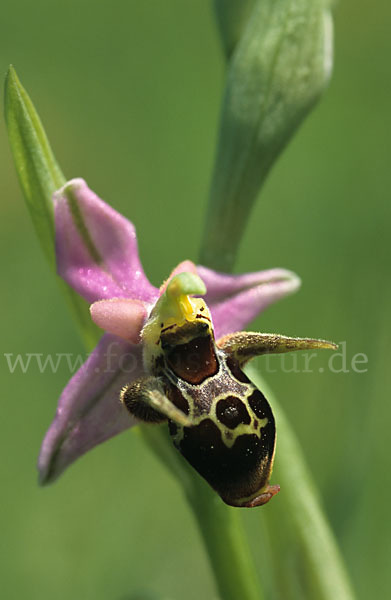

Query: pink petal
left=90, top=298, right=148, bottom=342
left=38, top=334, right=144, bottom=484
left=197, top=266, right=301, bottom=339
left=54, top=179, right=158, bottom=303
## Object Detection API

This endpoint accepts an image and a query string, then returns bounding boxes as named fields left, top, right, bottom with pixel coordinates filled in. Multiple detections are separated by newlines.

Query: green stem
left=140, top=425, right=263, bottom=600
left=186, top=477, right=262, bottom=600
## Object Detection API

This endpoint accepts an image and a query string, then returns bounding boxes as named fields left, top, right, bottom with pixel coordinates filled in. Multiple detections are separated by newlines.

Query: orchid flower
left=6, top=17, right=356, bottom=587
left=38, top=177, right=307, bottom=486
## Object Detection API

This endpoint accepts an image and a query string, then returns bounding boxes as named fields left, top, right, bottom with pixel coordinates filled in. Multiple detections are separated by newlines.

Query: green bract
left=4, top=66, right=99, bottom=349
left=4, top=66, right=64, bottom=265
left=201, top=0, right=333, bottom=270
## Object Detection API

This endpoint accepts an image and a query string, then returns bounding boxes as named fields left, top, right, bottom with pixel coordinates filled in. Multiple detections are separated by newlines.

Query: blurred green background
left=1, top=1, right=390, bottom=598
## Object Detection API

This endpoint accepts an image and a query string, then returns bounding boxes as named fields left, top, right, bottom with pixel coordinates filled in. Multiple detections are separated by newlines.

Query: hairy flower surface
left=38, top=179, right=301, bottom=484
